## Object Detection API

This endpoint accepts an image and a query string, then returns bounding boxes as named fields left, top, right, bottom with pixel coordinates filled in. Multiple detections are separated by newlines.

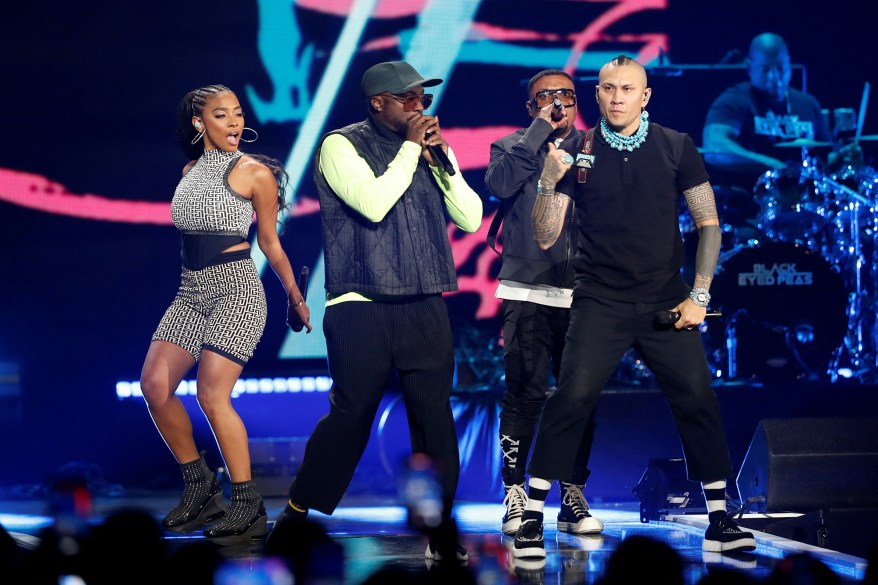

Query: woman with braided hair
left=139, top=84, right=311, bottom=544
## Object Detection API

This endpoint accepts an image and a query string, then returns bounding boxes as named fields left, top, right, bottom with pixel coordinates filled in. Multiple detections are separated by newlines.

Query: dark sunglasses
left=531, top=88, right=576, bottom=109
left=384, top=92, right=434, bottom=111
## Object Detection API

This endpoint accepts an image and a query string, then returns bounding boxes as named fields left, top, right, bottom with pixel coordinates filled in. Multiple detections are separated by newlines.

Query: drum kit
left=704, top=136, right=878, bottom=385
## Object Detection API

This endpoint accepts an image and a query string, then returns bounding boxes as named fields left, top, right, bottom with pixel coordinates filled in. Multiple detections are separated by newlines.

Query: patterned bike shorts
left=152, top=258, right=267, bottom=365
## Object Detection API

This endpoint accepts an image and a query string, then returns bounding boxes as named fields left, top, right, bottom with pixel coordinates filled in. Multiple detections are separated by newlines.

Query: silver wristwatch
left=689, top=288, right=711, bottom=307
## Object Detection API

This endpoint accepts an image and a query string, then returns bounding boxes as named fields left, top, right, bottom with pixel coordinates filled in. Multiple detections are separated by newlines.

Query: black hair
left=526, top=69, right=574, bottom=96
left=610, top=54, right=635, bottom=67
left=176, top=84, right=231, bottom=160
left=176, top=85, right=290, bottom=220
left=249, top=152, right=291, bottom=223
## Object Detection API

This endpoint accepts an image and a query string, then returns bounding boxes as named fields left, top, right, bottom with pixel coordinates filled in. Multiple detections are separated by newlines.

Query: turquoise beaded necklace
left=600, top=110, right=650, bottom=151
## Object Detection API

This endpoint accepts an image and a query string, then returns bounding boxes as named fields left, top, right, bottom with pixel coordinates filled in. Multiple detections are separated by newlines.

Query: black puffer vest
left=315, top=115, right=459, bottom=296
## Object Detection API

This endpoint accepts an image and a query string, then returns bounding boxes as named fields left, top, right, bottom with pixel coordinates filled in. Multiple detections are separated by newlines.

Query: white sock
left=525, top=477, right=551, bottom=513
left=702, top=480, right=727, bottom=514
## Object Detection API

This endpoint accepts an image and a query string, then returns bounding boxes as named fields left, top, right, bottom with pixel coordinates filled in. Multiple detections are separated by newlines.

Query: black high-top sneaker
left=512, top=516, right=546, bottom=559
left=502, top=483, right=528, bottom=535
left=702, top=511, right=756, bottom=553
left=557, top=482, right=603, bottom=534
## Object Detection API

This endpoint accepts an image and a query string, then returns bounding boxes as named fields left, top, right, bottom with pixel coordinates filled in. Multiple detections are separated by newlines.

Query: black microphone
left=656, top=309, right=722, bottom=325
left=289, top=266, right=310, bottom=332
left=550, top=98, right=566, bottom=122
left=425, top=130, right=456, bottom=176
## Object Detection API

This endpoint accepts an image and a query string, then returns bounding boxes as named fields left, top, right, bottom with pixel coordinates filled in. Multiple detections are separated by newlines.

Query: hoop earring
left=190, top=130, right=205, bottom=145
left=241, top=127, right=259, bottom=143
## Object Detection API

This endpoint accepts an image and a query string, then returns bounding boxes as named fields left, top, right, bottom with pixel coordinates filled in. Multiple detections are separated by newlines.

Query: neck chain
left=600, top=110, right=650, bottom=151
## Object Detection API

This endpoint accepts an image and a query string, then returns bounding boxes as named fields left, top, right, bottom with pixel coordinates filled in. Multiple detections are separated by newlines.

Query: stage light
left=115, top=376, right=332, bottom=400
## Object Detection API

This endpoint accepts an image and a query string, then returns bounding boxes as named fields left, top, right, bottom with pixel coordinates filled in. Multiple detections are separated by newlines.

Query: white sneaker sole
left=512, top=545, right=547, bottom=558
left=557, top=516, right=604, bottom=534
left=702, top=536, right=756, bottom=552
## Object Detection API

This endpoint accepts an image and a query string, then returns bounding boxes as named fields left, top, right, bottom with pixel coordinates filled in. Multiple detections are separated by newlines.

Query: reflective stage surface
left=2, top=497, right=868, bottom=584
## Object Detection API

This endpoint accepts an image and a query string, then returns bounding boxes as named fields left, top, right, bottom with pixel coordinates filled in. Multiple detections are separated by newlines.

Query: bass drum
left=709, top=241, right=848, bottom=382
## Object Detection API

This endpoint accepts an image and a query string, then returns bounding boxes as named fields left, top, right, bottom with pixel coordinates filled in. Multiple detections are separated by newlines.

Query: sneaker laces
left=561, top=483, right=589, bottom=518
left=503, top=484, right=527, bottom=518
left=715, top=512, right=746, bottom=533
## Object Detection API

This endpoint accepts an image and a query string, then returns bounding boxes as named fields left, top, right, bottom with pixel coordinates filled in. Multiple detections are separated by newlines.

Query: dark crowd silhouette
left=2, top=511, right=876, bottom=585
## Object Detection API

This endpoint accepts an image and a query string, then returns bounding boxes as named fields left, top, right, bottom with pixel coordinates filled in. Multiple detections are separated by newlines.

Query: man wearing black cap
left=269, top=61, right=482, bottom=560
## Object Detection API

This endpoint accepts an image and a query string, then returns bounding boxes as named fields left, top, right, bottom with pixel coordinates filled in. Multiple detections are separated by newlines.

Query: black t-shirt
left=705, top=82, right=829, bottom=160
left=557, top=123, right=709, bottom=303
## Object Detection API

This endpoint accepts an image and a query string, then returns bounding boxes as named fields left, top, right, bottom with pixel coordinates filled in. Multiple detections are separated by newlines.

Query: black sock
left=210, top=480, right=263, bottom=530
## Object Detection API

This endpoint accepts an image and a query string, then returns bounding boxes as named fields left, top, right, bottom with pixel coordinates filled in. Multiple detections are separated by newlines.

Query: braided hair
left=176, top=85, right=289, bottom=219
left=176, top=84, right=231, bottom=160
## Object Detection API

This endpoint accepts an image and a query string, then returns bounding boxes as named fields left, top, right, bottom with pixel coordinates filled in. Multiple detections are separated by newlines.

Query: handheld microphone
left=550, top=98, right=566, bottom=122
left=656, top=310, right=722, bottom=325
left=424, top=130, right=456, bottom=176
left=289, top=266, right=310, bottom=332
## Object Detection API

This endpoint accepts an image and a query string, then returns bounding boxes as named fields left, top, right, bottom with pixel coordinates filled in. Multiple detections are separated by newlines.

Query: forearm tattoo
left=684, top=181, right=719, bottom=224
left=684, top=182, right=720, bottom=290
left=532, top=190, right=570, bottom=246
left=694, top=224, right=721, bottom=290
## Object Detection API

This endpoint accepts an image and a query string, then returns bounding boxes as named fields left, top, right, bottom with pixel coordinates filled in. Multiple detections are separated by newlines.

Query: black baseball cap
left=360, top=61, right=442, bottom=97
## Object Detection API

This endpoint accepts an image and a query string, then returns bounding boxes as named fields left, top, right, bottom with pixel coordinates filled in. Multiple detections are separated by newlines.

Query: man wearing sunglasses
left=515, top=55, right=754, bottom=559
left=485, top=69, right=602, bottom=538
left=270, top=61, right=482, bottom=562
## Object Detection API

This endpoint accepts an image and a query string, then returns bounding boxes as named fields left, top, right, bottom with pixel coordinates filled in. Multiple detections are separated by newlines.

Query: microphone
left=550, top=98, right=566, bottom=122
left=289, top=266, right=310, bottom=332
left=425, top=130, right=456, bottom=176
left=656, top=309, right=722, bottom=325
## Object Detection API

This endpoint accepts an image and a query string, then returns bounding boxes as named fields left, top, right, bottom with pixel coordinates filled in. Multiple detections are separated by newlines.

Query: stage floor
left=1, top=495, right=868, bottom=584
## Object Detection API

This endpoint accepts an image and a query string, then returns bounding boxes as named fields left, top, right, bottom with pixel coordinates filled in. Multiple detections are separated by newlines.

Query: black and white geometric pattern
left=152, top=255, right=267, bottom=365
left=171, top=149, right=253, bottom=237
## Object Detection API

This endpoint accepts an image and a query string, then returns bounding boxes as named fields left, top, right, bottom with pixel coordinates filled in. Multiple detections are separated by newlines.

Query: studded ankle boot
left=162, top=453, right=228, bottom=533
left=203, top=480, right=268, bottom=545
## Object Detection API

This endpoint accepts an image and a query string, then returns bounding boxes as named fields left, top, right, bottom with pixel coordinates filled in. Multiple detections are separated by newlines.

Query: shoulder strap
left=576, top=128, right=597, bottom=184
left=487, top=199, right=511, bottom=254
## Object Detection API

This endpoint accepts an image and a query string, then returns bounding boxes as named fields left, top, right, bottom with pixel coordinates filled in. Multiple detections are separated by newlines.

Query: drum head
left=755, top=168, right=830, bottom=246
left=709, top=241, right=848, bottom=382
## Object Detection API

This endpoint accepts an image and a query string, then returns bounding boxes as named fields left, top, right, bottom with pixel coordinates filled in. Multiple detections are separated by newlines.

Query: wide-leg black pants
left=499, top=300, right=596, bottom=484
left=528, top=295, right=733, bottom=483
left=290, top=295, right=459, bottom=514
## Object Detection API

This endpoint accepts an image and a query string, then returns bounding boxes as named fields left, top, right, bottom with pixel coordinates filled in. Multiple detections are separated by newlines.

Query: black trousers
left=499, top=300, right=595, bottom=484
left=290, top=295, right=459, bottom=514
left=529, top=295, right=733, bottom=483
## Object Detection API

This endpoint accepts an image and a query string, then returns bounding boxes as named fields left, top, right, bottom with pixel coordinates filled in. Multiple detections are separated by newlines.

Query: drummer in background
left=703, top=32, right=836, bottom=174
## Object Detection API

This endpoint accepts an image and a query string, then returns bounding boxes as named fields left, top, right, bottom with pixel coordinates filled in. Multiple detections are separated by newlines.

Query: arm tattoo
left=532, top=191, right=570, bottom=246
left=694, top=224, right=721, bottom=290
left=685, top=182, right=720, bottom=290
left=683, top=181, right=719, bottom=224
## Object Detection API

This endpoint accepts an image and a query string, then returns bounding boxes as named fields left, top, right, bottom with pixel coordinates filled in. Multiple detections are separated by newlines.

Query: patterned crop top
left=171, top=148, right=253, bottom=236
left=171, top=149, right=254, bottom=270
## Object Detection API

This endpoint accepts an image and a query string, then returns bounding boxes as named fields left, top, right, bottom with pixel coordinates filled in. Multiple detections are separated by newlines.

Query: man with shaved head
left=510, top=55, right=755, bottom=560
left=703, top=33, right=830, bottom=171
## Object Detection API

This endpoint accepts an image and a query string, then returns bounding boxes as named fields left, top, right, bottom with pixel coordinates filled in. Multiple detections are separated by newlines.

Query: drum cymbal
left=773, top=138, right=833, bottom=148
